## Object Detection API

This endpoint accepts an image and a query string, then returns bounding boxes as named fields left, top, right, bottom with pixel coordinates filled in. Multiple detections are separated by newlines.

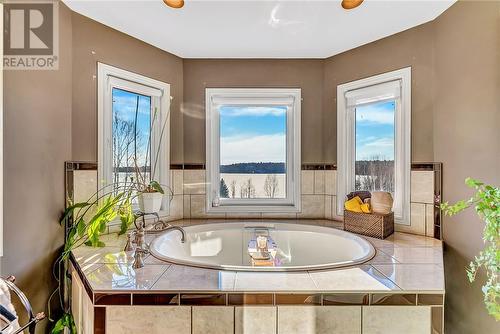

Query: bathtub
left=149, top=222, right=375, bottom=271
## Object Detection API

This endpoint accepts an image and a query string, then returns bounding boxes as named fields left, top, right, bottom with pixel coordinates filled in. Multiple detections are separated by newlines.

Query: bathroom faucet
left=125, top=216, right=187, bottom=268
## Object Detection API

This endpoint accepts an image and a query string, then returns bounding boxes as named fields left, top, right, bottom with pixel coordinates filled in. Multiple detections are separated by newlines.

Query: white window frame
left=206, top=88, right=301, bottom=213
left=97, top=63, right=171, bottom=216
left=337, top=67, right=411, bottom=225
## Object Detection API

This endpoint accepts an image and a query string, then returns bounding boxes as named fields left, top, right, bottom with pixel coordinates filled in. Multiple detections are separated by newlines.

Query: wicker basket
left=344, top=210, right=394, bottom=239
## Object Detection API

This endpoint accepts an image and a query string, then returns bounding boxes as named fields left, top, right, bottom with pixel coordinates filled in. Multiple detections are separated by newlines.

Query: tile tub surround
left=65, top=161, right=442, bottom=238
left=70, top=223, right=444, bottom=333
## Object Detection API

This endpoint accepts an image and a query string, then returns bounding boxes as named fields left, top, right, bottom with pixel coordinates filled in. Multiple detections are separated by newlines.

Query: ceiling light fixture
left=341, top=0, right=364, bottom=10
left=163, top=0, right=184, bottom=9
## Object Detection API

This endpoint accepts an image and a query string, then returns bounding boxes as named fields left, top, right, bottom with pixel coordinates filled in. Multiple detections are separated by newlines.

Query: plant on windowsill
left=441, top=178, right=499, bottom=320
left=49, top=100, right=173, bottom=333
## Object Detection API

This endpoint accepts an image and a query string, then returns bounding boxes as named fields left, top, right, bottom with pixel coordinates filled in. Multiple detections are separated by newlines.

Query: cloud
left=221, top=134, right=286, bottom=165
left=219, top=106, right=286, bottom=117
left=356, top=137, right=394, bottom=161
left=356, top=103, right=394, bottom=125
left=113, top=93, right=151, bottom=121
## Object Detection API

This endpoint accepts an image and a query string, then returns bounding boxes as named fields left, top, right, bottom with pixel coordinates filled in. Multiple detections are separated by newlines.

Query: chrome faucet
left=163, top=225, right=186, bottom=243
left=125, top=215, right=187, bottom=268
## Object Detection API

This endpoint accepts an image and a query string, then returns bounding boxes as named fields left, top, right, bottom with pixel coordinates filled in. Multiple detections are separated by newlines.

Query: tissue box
left=344, top=210, right=394, bottom=239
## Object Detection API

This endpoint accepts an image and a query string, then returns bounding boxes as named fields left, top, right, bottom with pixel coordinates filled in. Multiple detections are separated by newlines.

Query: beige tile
left=82, top=286, right=94, bottom=333
left=152, top=264, right=235, bottom=291
left=234, top=272, right=316, bottom=291
left=314, top=170, right=325, bottom=194
left=226, top=212, right=261, bottom=219
left=261, top=212, right=297, bottom=219
left=377, top=247, right=443, bottom=265
left=426, top=204, right=435, bottom=237
left=189, top=193, right=206, bottom=218
left=107, top=306, right=191, bottom=334
left=183, top=195, right=191, bottom=218
left=235, top=306, right=276, bottom=334
left=278, top=306, right=361, bottom=334
left=309, top=266, right=400, bottom=291
left=363, top=306, right=431, bottom=334
left=301, top=170, right=314, bottom=194
left=190, top=194, right=225, bottom=218
left=396, top=203, right=426, bottom=235
left=324, top=170, right=337, bottom=195
left=364, top=232, right=442, bottom=249
left=192, top=306, right=234, bottom=334
left=86, top=263, right=168, bottom=291
left=365, top=250, right=399, bottom=265
left=324, top=195, right=332, bottom=219
left=71, top=271, right=83, bottom=332
left=169, top=194, right=183, bottom=219
left=73, top=170, right=98, bottom=203
left=298, top=195, right=325, bottom=218
left=372, top=264, right=445, bottom=291
left=72, top=247, right=132, bottom=266
left=183, top=170, right=206, bottom=194
left=411, top=171, right=434, bottom=204
left=171, top=169, right=184, bottom=195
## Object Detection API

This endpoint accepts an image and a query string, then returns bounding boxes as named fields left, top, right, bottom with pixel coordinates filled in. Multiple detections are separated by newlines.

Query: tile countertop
left=71, top=219, right=444, bottom=295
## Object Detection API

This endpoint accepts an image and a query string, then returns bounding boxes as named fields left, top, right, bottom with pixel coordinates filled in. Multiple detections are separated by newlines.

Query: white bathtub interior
left=149, top=222, right=375, bottom=271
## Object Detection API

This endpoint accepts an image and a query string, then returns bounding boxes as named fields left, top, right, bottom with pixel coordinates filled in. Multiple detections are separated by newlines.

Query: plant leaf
left=150, top=180, right=164, bottom=194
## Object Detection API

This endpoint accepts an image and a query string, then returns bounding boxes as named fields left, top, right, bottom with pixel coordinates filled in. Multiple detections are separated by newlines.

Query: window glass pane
left=355, top=100, right=395, bottom=193
left=219, top=105, right=287, bottom=199
left=112, top=88, right=152, bottom=192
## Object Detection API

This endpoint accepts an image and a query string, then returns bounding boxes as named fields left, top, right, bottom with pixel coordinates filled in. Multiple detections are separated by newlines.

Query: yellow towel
left=345, top=196, right=363, bottom=213
left=360, top=203, right=371, bottom=213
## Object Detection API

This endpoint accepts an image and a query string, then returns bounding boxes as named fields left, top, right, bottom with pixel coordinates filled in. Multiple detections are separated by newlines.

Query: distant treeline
left=221, top=162, right=285, bottom=174
left=355, top=159, right=394, bottom=176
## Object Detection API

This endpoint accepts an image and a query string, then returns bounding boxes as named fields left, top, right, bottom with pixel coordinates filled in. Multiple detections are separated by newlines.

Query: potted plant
left=441, top=178, right=499, bottom=320
left=49, top=99, right=173, bottom=332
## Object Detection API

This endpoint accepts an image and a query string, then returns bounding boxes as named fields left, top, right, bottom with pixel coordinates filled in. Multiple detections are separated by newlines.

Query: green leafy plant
left=50, top=97, right=173, bottom=333
left=441, top=178, right=499, bottom=320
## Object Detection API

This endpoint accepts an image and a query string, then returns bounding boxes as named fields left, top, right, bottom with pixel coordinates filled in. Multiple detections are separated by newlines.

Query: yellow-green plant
left=441, top=178, right=499, bottom=320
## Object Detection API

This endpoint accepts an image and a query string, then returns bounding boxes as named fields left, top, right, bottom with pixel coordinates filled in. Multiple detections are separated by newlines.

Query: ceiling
left=63, top=0, right=456, bottom=59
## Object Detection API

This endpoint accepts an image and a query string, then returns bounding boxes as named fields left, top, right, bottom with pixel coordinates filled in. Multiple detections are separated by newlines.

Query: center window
left=206, top=88, right=301, bottom=213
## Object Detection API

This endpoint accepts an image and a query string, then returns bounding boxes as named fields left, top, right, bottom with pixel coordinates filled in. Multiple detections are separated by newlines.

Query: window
left=97, top=63, right=170, bottom=213
left=206, top=88, right=301, bottom=213
left=337, top=68, right=411, bottom=224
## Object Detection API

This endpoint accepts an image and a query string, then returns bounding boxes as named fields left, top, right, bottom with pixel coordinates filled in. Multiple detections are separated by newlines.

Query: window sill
left=206, top=204, right=300, bottom=214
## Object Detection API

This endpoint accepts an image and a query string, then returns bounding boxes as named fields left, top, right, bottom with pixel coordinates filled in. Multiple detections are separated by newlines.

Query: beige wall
left=433, top=1, right=500, bottom=333
left=2, top=4, right=73, bottom=332
left=182, top=59, right=324, bottom=163
left=322, top=22, right=435, bottom=163
left=71, top=11, right=184, bottom=163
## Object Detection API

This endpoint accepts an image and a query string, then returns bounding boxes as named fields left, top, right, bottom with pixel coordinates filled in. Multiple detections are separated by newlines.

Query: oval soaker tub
left=149, top=222, right=375, bottom=272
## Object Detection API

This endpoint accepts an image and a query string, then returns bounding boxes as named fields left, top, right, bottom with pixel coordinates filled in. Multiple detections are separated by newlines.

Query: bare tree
left=229, top=180, right=237, bottom=198
left=112, top=115, right=136, bottom=186
left=112, top=115, right=147, bottom=189
left=240, top=178, right=256, bottom=198
left=264, top=174, right=279, bottom=198
left=355, top=155, right=394, bottom=193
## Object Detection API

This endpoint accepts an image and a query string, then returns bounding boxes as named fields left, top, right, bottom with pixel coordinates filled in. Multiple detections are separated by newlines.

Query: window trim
left=97, top=63, right=171, bottom=215
left=336, top=67, right=411, bottom=225
left=205, top=88, right=301, bottom=213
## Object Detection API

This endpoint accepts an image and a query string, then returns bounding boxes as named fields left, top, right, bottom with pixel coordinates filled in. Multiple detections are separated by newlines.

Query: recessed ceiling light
left=163, top=0, right=184, bottom=9
left=341, top=0, right=364, bottom=10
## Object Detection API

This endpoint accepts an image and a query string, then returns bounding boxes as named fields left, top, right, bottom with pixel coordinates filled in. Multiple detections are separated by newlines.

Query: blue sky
left=112, top=88, right=151, bottom=166
left=219, top=106, right=286, bottom=165
left=355, top=100, right=395, bottom=161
